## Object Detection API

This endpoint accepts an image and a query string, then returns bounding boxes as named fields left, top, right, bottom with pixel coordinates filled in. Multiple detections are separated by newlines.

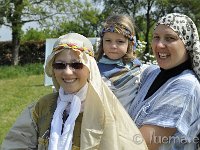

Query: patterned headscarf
left=101, top=23, right=135, bottom=42
left=155, top=13, right=200, bottom=80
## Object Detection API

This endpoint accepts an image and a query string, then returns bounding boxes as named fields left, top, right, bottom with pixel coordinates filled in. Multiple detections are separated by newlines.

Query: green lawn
left=0, top=64, right=52, bottom=144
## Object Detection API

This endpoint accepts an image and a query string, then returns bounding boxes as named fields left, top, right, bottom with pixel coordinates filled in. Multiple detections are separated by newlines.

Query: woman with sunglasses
left=96, top=14, right=148, bottom=111
left=128, top=13, right=200, bottom=150
left=1, top=33, right=148, bottom=150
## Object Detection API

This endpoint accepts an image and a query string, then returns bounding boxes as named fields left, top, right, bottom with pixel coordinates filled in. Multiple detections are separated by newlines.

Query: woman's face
left=53, top=50, right=89, bottom=93
left=103, top=32, right=128, bottom=60
left=152, top=24, right=188, bottom=69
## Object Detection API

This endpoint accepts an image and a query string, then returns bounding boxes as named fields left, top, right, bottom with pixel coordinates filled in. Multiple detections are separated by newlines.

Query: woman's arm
left=1, top=104, right=38, bottom=150
left=140, top=124, right=176, bottom=150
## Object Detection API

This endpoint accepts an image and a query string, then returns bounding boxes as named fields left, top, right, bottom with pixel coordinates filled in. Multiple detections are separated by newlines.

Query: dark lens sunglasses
left=52, top=62, right=84, bottom=70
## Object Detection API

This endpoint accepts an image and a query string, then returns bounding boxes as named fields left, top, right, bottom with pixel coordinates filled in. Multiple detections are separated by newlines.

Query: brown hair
left=96, top=14, right=136, bottom=64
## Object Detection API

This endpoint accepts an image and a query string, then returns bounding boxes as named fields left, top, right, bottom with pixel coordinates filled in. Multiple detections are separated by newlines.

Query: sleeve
left=1, top=103, right=38, bottom=150
left=139, top=65, right=158, bottom=87
left=142, top=79, right=200, bottom=141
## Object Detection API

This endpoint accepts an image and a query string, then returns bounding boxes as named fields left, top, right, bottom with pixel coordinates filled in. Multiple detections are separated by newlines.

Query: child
left=96, top=14, right=147, bottom=111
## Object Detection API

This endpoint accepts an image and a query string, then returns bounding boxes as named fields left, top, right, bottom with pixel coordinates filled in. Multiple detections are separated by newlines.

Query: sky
left=0, top=25, right=12, bottom=41
left=0, top=22, right=39, bottom=41
left=0, top=1, right=103, bottom=41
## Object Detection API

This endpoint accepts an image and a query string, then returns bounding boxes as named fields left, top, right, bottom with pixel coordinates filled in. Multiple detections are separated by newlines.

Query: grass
left=0, top=63, right=52, bottom=144
left=0, top=63, right=44, bottom=79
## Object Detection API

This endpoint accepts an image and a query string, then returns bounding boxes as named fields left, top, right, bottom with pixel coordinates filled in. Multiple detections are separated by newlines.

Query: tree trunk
left=144, top=0, right=151, bottom=56
left=11, top=0, right=23, bottom=66
left=11, top=22, right=22, bottom=66
left=12, top=36, right=20, bottom=65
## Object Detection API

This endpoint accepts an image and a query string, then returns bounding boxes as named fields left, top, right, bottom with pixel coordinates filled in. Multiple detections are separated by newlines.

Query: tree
left=167, top=0, right=200, bottom=32
left=0, top=1, right=6, bottom=25
left=21, top=28, right=53, bottom=42
left=0, top=0, right=73, bottom=65
left=93, top=0, right=200, bottom=59
left=49, top=1, right=103, bottom=37
left=138, top=0, right=156, bottom=55
left=93, top=0, right=157, bottom=54
left=0, top=0, right=104, bottom=65
left=21, top=0, right=103, bottom=44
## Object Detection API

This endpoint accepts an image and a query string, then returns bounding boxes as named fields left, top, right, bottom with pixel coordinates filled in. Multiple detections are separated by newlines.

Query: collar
left=160, top=58, right=192, bottom=76
left=99, top=55, right=141, bottom=70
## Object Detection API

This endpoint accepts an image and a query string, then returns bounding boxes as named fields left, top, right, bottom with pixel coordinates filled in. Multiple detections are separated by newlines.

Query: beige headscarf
left=45, top=33, right=148, bottom=150
left=45, top=33, right=96, bottom=91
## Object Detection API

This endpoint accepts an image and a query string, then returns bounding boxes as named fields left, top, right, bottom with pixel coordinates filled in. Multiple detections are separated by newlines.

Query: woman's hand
left=140, top=124, right=176, bottom=150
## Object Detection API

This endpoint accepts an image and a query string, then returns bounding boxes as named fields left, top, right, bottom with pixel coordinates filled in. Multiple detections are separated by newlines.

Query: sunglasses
left=52, top=62, right=84, bottom=70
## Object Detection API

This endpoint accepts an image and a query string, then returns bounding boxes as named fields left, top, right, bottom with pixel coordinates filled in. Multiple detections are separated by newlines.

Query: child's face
left=103, top=32, right=128, bottom=60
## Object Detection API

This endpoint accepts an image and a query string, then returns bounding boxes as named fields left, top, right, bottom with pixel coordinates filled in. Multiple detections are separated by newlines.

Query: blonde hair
left=96, top=14, right=136, bottom=63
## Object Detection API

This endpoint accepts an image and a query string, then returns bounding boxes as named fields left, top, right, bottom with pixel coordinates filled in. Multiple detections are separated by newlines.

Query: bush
left=135, top=40, right=157, bottom=64
left=0, top=41, right=12, bottom=65
left=19, top=41, right=45, bottom=65
left=0, top=41, right=45, bottom=65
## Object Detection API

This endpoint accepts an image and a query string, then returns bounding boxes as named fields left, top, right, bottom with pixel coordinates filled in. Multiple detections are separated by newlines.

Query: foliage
left=76, top=3, right=102, bottom=37
left=0, top=39, right=100, bottom=66
left=0, top=41, right=12, bottom=65
left=0, top=1, right=5, bottom=25
left=20, top=1, right=104, bottom=44
left=21, top=28, right=54, bottom=42
left=1, top=0, right=200, bottom=66
left=135, top=40, right=156, bottom=64
left=0, top=41, right=45, bottom=65
left=1, top=0, right=98, bottom=65
left=41, top=0, right=103, bottom=38
left=93, top=0, right=157, bottom=56
left=93, top=0, right=200, bottom=58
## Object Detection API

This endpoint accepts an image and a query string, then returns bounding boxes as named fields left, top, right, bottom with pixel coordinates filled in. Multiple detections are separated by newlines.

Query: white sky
left=0, top=25, right=12, bottom=41
left=0, top=0, right=103, bottom=41
left=0, top=22, right=40, bottom=41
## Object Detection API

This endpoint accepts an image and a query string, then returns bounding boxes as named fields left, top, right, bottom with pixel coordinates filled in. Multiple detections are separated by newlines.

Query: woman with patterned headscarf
left=128, top=13, right=200, bottom=150
left=96, top=14, right=148, bottom=111
left=1, top=33, right=147, bottom=150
